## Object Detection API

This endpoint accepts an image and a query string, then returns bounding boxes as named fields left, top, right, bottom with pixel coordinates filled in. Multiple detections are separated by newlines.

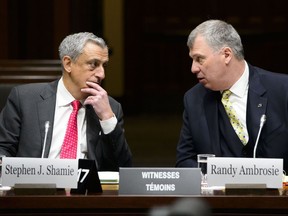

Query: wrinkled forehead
left=189, top=36, right=213, bottom=57
left=78, top=42, right=109, bottom=62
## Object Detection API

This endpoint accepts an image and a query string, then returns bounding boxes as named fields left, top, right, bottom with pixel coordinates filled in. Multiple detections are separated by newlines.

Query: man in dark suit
left=0, top=32, right=132, bottom=171
left=176, top=19, right=288, bottom=173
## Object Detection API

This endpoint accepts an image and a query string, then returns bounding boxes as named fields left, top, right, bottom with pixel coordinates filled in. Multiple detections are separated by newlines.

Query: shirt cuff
left=99, top=114, right=117, bottom=134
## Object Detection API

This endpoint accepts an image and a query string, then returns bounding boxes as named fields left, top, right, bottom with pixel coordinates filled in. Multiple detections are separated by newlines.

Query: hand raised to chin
left=81, top=81, right=114, bottom=120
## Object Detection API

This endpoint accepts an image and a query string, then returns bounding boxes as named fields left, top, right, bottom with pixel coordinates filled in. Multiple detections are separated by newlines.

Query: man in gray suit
left=0, top=32, right=132, bottom=171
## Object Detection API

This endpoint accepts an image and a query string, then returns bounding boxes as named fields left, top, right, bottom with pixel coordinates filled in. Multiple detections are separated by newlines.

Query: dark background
left=0, top=0, right=288, bottom=167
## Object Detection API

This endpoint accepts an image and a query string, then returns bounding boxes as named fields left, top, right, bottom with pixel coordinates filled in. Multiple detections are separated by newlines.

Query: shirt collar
left=229, top=61, right=249, bottom=98
left=57, top=77, right=77, bottom=107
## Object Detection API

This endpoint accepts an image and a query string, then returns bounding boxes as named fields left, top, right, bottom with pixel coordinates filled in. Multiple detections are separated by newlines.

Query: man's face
left=68, top=42, right=109, bottom=94
left=189, top=36, right=228, bottom=91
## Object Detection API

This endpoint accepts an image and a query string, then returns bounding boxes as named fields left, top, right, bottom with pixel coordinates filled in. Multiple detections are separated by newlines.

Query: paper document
left=98, top=171, right=119, bottom=184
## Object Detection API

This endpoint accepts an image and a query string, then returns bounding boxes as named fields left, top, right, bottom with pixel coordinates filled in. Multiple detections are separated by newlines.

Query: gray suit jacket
left=0, top=80, right=132, bottom=171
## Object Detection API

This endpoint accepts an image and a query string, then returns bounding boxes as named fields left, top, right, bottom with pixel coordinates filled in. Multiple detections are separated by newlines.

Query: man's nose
left=95, top=66, right=105, bottom=79
left=191, top=62, right=200, bottom=74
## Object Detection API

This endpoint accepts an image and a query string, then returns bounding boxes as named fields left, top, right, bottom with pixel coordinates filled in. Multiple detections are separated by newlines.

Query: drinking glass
left=0, top=155, right=5, bottom=187
left=197, top=154, right=215, bottom=187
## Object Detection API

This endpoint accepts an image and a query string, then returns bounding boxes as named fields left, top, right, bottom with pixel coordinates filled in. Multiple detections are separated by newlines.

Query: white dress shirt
left=227, top=61, right=249, bottom=142
left=48, top=78, right=117, bottom=159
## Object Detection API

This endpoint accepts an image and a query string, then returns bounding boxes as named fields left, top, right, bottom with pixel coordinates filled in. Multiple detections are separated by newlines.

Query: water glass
left=0, top=155, right=5, bottom=186
left=197, top=154, right=215, bottom=186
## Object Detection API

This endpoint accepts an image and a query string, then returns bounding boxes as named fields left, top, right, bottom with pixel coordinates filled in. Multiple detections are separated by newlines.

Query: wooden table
left=0, top=186, right=288, bottom=215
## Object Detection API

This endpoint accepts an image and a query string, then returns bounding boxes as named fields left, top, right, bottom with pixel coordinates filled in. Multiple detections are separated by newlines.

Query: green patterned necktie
left=221, top=90, right=247, bottom=145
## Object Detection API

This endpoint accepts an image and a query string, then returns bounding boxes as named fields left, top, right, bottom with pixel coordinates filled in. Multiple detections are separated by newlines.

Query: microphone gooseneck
left=41, top=121, right=50, bottom=158
left=253, top=114, right=266, bottom=158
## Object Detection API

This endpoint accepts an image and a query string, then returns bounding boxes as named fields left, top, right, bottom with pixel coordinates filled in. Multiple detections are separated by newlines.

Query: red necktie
left=60, top=100, right=81, bottom=159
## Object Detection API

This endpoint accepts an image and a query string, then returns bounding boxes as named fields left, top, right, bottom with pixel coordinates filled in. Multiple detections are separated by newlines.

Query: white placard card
left=119, top=167, right=201, bottom=195
left=2, top=157, right=78, bottom=188
left=207, top=157, right=283, bottom=188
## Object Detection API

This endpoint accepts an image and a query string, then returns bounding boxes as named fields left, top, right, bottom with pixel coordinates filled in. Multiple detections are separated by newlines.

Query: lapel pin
left=257, top=103, right=263, bottom=108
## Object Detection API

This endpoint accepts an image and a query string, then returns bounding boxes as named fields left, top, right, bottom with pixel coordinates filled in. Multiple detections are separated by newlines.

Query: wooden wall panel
left=0, top=0, right=288, bottom=114
left=0, top=0, right=8, bottom=58
left=0, top=0, right=103, bottom=60
left=123, top=0, right=288, bottom=114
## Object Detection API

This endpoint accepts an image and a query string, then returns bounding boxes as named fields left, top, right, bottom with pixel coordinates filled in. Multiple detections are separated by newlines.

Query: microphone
left=41, top=121, right=50, bottom=158
left=253, top=114, right=266, bottom=158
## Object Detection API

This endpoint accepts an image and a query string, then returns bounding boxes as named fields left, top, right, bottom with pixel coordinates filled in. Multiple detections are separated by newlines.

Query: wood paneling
left=123, top=0, right=288, bottom=114
left=1, top=0, right=287, bottom=112
left=0, top=59, right=61, bottom=83
left=0, top=189, right=288, bottom=215
left=0, top=0, right=103, bottom=60
left=0, top=0, right=8, bottom=58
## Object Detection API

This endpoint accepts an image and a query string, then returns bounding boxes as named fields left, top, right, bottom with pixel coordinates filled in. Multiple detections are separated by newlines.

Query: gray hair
left=187, top=20, right=244, bottom=60
left=59, top=32, right=108, bottom=62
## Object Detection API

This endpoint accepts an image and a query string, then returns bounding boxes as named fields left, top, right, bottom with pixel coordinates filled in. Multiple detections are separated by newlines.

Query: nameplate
left=207, top=157, right=283, bottom=188
left=119, top=167, right=201, bottom=195
left=2, top=157, right=78, bottom=188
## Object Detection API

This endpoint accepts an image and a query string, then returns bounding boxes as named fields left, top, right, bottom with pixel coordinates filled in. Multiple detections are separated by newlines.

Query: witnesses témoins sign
left=119, top=167, right=201, bottom=195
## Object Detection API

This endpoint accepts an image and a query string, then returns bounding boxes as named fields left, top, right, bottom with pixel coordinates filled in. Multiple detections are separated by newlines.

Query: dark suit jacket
left=0, top=80, right=132, bottom=171
left=176, top=64, right=288, bottom=172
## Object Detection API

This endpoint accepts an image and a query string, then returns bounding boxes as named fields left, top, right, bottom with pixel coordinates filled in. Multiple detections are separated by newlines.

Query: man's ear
left=62, top=56, right=72, bottom=73
left=222, top=47, right=233, bottom=64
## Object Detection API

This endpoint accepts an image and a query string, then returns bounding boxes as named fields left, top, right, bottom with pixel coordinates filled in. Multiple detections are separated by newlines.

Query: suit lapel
left=203, top=65, right=268, bottom=156
left=204, top=90, right=222, bottom=156
left=37, top=80, right=58, bottom=158
left=85, top=105, right=101, bottom=160
left=246, top=65, right=267, bottom=144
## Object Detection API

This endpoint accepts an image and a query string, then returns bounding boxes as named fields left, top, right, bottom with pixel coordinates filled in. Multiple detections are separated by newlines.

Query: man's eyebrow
left=87, top=58, right=102, bottom=63
left=191, top=53, right=204, bottom=59
left=87, top=59, right=109, bottom=66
